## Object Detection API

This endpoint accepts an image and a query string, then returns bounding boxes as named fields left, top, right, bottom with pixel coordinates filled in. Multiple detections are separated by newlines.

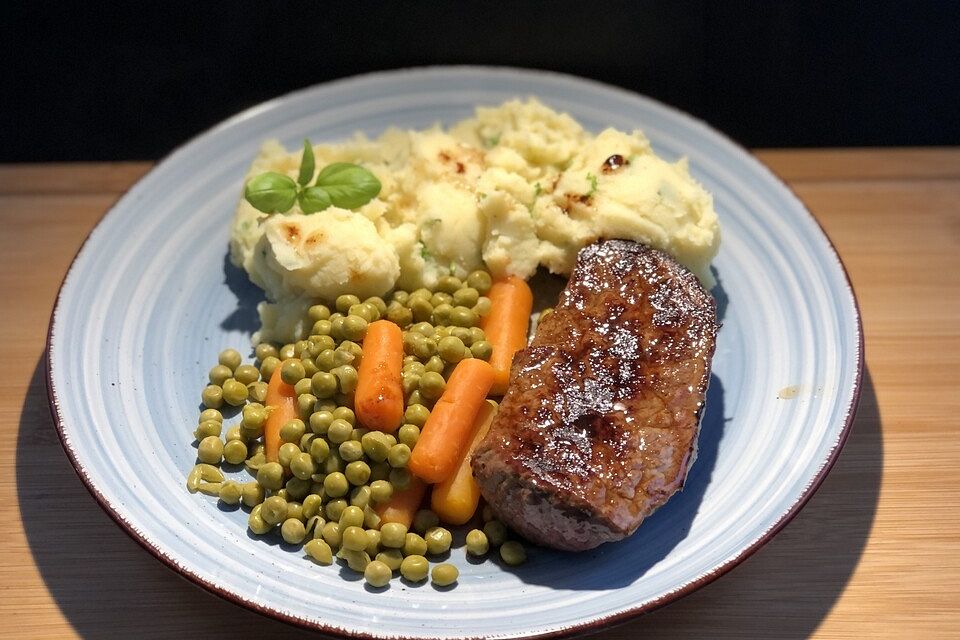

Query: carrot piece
left=264, top=366, right=297, bottom=463
left=407, top=358, right=496, bottom=484
left=355, top=320, right=405, bottom=433
left=480, top=275, right=533, bottom=395
left=430, top=399, right=498, bottom=525
left=375, top=477, right=427, bottom=529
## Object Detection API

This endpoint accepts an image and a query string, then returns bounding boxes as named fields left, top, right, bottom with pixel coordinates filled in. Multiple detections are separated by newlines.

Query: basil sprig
left=244, top=139, right=381, bottom=215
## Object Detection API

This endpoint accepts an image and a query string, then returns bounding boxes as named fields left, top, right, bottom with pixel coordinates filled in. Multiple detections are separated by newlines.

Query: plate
left=47, top=67, right=862, bottom=639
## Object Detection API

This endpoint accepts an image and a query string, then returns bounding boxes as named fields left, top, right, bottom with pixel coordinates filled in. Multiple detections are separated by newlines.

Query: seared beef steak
left=471, top=240, right=718, bottom=551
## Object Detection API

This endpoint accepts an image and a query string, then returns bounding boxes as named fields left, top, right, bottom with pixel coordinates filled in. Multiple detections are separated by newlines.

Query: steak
left=471, top=240, right=718, bottom=551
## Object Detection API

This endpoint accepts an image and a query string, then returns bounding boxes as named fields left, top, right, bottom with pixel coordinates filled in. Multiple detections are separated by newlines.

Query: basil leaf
left=298, top=186, right=332, bottom=214
left=244, top=172, right=298, bottom=213
left=297, top=139, right=315, bottom=187
left=315, top=162, right=382, bottom=209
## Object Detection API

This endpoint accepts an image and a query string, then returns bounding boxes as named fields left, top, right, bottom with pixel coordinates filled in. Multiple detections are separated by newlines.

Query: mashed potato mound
left=230, top=100, right=720, bottom=343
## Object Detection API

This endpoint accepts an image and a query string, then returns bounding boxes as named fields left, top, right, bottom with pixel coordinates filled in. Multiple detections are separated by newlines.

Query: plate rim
left=45, top=65, right=864, bottom=640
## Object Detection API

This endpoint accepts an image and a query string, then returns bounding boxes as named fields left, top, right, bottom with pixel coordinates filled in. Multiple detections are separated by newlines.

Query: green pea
left=300, top=432, right=315, bottom=451
left=483, top=520, right=508, bottom=547
left=363, top=504, right=382, bottom=529
left=208, top=364, right=233, bottom=386
left=278, top=343, right=296, bottom=360
left=341, top=315, right=367, bottom=342
left=402, top=532, right=428, bottom=557
left=391, top=290, right=410, bottom=305
left=339, top=505, right=365, bottom=529
left=248, top=505, right=273, bottom=535
left=419, top=371, right=446, bottom=401
left=313, top=348, right=335, bottom=371
left=278, top=442, right=301, bottom=468
left=327, top=418, right=353, bottom=444
left=198, top=409, right=223, bottom=426
left=465, top=529, right=489, bottom=556
left=257, top=462, right=284, bottom=491
left=308, top=371, right=336, bottom=399
left=279, top=418, right=306, bottom=443
left=285, top=500, right=305, bottom=522
left=386, top=303, right=413, bottom=327
left=473, top=296, right=492, bottom=317
left=387, top=444, right=411, bottom=468
left=294, top=377, right=313, bottom=397
left=454, top=287, right=479, bottom=309
left=431, top=303, right=453, bottom=325
left=429, top=292, right=451, bottom=308
left=369, top=461, right=391, bottom=482
left=450, top=306, right=477, bottom=328
left=499, top=540, right=527, bottom=566
left=333, top=406, right=355, bottom=425
left=323, top=497, right=346, bottom=521
left=404, top=404, right=430, bottom=427
left=308, top=304, right=331, bottom=322
left=335, top=294, right=360, bottom=314
left=369, top=479, right=393, bottom=504
left=437, top=336, right=466, bottom=363
left=299, top=393, right=318, bottom=417
left=451, top=326, right=472, bottom=344
left=193, top=419, right=222, bottom=440
left=322, top=521, right=342, bottom=548
left=361, top=528, right=381, bottom=556
left=289, top=452, right=316, bottom=480
left=380, top=522, right=408, bottom=548
left=280, top=359, right=305, bottom=385
left=309, top=437, right=330, bottom=462
left=305, top=538, right=333, bottom=564
left=345, top=460, right=371, bottom=486
left=409, top=288, right=432, bottom=301
left=247, top=380, right=269, bottom=403
left=309, top=410, right=334, bottom=435
left=332, top=365, right=358, bottom=394
left=413, top=509, right=440, bottom=534
left=437, top=275, right=462, bottom=294
left=401, top=372, right=420, bottom=396
left=376, top=548, right=403, bottom=572
left=298, top=493, right=321, bottom=519
left=413, top=337, right=436, bottom=360
left=324, top=471, right=349, bottom=498
left=340, top=549, right=371, bottom=573
left=233, top=364, right=259, bottom=386
left=398, top=424, right=420, bottom=448
left=323, top=450, right=345, bottom=474
left=470, top=340, right=493, bottom=360
left=389, top=468, right=412, bottom=490
left=241, top=482, right=265, bottom=507
left=339, top=440, right=364, bottom=463
left=259, top=356, right=280, bottom=381
left=218, top=348, right=242, bottom=371
left=224, top=425, right=243, bottom=442
left=197, top=436, right=223, bottom=464
left=223, top=439, right=248, bottom=465
left=255, top=343, right=279, bottom=361
left=361, top=432, right=391, bottom=462
left=425, top=527, right=453, bottom=555
left=217, top=480, right=243, bottom=505
left=240, top=403, right=265, bottom=429
left=350, top=485, right=372, bottom=509
left=399, top=554, right=429, bottom=582
left=409, top=297, right=433, bottom=323
left=261, top=496, right=288, bottom=525
left=312, top=335, right=336, bottom=354
left=407, top=322, right=431, bottom=338
left=362, top=560, right=391, bottom=587
left=201, top=384, right=223, bottom=409
left=466, top=270, right=492, bottom=294
left=280, top=518, right=306, bottom=544
left=431, top=563, right=459, bottom=587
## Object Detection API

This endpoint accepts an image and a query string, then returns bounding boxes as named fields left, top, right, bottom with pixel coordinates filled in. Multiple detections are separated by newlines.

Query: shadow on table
left=18, top=354, right=880, bottom=639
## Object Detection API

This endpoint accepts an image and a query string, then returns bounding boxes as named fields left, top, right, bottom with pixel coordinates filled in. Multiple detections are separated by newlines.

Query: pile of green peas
left=187, top=268, right=526, bottom=589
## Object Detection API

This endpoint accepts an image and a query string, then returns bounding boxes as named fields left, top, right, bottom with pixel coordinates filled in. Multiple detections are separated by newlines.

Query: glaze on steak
left=471, top=240, right=718, bottom=551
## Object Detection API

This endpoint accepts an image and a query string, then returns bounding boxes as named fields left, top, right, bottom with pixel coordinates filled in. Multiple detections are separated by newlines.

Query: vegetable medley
left=187, top=269, right=533, bottom=588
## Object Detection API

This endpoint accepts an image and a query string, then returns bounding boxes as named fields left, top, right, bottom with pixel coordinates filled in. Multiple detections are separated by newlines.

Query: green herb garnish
left=585, top=172, right=598, bottom=198
left=244, top=139, right=381, bottom=215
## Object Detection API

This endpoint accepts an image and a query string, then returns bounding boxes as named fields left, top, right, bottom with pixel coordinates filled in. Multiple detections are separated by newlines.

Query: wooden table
left=2, top=151, right=958, bottom=639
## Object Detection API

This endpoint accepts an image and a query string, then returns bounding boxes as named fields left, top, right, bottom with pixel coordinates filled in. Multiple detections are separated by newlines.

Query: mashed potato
left=230, top=100, right=720, bottom=343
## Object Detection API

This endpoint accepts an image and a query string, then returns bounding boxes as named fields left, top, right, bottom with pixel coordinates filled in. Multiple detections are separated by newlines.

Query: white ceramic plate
left=47, top=67, right=862, bottom=639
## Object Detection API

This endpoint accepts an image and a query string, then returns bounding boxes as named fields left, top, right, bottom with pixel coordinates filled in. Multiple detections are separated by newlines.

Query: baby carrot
left=355, top=320, right=404, bottom=433
left=264, top=366, right=297, bottom=463
left=480, top=275, right=533, bottom=395
left=408, top=358, right=495, bottom=484
left=430, top=399, right=498, bottom=525
left=375, top=477, right=427, bottom=529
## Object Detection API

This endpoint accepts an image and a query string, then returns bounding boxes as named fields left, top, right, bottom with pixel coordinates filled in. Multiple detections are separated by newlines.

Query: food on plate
left=471, top=239, right=719, bottom=551
left=229, top=99, right=719, bottom=343
left=188, top=99, right=722, bottom=589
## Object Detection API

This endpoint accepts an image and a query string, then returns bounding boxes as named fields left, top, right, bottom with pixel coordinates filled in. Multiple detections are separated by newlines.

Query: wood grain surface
left=2, top=150, right=958, bottom=639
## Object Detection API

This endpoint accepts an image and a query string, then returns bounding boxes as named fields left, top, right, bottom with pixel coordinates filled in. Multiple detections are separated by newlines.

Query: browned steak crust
left=471, top=240, right=718, bottom=551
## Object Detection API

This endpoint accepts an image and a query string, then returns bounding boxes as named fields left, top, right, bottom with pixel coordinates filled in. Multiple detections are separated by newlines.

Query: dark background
left=3, top=1, right=959, bottom=161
